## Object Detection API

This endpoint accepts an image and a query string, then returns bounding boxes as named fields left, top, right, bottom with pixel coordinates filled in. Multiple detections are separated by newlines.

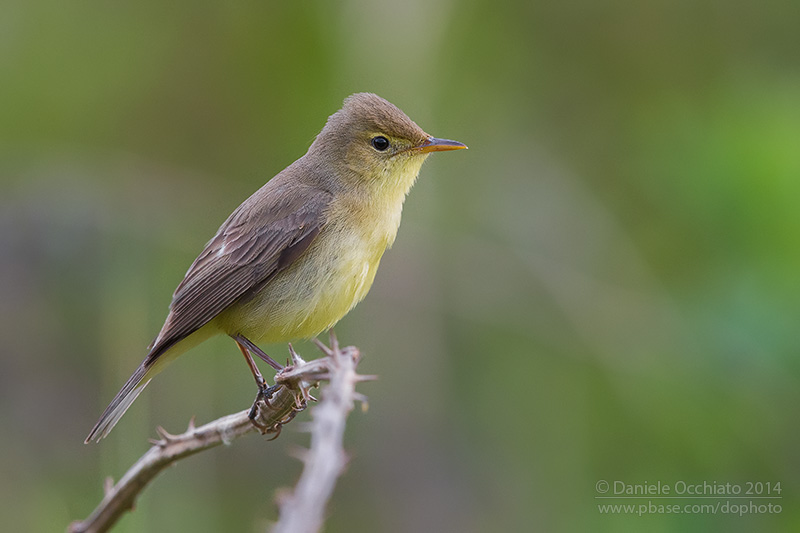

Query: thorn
left=355, top=374, right=379, bottom=382
left=353, top=392, right=370, bottom=411
left=288, top=343, right=306, bottom=366
left=341, top=449, right=353, bottom=468
left=103, top=476, right=115, bottom=496
left=155, top=425, right=179, bottom=443
left=312, top=337, right=333, bottom=356
left=287, top=445, right=310, bottom=462
left=328, top=330, right=342, bottom=362
left=328, top=329, right=340, bottom=352
left=274, top=487, right=293, bottom=507
left=187, top=416, right=196, bottom=432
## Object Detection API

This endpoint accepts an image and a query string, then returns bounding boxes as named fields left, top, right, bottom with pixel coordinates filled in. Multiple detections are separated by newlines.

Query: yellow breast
left=215, top=193, right=402, bottom=343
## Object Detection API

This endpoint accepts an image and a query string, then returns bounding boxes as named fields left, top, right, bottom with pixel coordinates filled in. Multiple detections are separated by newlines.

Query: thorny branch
left=272, top=336, right=371, bottom=533
left=69, top=335, right=369, bottom=533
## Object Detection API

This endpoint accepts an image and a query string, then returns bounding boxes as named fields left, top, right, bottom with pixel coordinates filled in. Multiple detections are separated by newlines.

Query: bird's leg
left=233, top=337, right=282, bottom=423
left=235, top=339, right=268, bottom=390
left=232, top=334, right=283, bottom=370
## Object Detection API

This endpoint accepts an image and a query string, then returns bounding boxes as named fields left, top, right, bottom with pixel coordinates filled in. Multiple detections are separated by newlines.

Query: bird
left=85, top=92, right=466, bottom=443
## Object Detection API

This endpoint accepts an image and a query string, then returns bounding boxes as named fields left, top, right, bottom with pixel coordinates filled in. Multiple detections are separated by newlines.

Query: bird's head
left=309, top=93, right=466, bottom=196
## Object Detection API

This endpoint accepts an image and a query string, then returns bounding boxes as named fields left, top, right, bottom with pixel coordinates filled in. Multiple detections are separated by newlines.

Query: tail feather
left=84, top=362, right=152, bottom=443
left=85, top=325, right=218, bottom=443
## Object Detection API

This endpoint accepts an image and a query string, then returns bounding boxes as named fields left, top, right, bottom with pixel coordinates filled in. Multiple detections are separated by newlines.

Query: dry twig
left=70, top=336, right=367, bottom=533
left=272, top=335, right=372, bottom=533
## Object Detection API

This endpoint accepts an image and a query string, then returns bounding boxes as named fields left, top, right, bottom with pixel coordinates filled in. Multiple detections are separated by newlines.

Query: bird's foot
left=248, top=382, right=282, bottom=422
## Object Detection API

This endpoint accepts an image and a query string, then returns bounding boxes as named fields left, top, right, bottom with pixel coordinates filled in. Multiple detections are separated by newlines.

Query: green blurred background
left=1, top=1, right=798, bottom=531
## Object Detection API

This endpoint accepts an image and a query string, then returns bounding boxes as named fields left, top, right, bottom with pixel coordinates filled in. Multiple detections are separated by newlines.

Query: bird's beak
left=416, top=137, right=468, bottom=153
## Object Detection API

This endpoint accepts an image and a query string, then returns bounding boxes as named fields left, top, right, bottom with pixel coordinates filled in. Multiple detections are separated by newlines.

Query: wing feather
left=146, top=183, right=331, bottom=362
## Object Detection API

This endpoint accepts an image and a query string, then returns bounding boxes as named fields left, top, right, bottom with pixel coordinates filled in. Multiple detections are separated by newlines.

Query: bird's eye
left=371, top=136, right=390, bottom=151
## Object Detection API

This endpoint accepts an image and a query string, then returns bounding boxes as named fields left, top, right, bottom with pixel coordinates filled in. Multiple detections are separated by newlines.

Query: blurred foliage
left=1, top=0, right=798, bottom=531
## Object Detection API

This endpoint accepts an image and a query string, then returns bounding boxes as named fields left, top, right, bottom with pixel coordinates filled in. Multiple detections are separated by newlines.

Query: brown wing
left=146, top=183, right=332, bottom=362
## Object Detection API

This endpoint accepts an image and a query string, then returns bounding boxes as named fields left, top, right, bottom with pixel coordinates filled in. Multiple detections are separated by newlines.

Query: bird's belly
left=215, top=226, right=385, bottom=343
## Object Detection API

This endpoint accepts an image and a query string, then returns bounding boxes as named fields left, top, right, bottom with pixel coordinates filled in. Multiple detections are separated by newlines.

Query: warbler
left=86, top=92, right=466, bottom=442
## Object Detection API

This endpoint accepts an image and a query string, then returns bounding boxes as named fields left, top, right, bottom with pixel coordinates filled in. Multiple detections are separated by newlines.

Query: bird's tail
left=84, top=327, right=216, bottom=443
left=84, top=361, right=153, bottom=443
